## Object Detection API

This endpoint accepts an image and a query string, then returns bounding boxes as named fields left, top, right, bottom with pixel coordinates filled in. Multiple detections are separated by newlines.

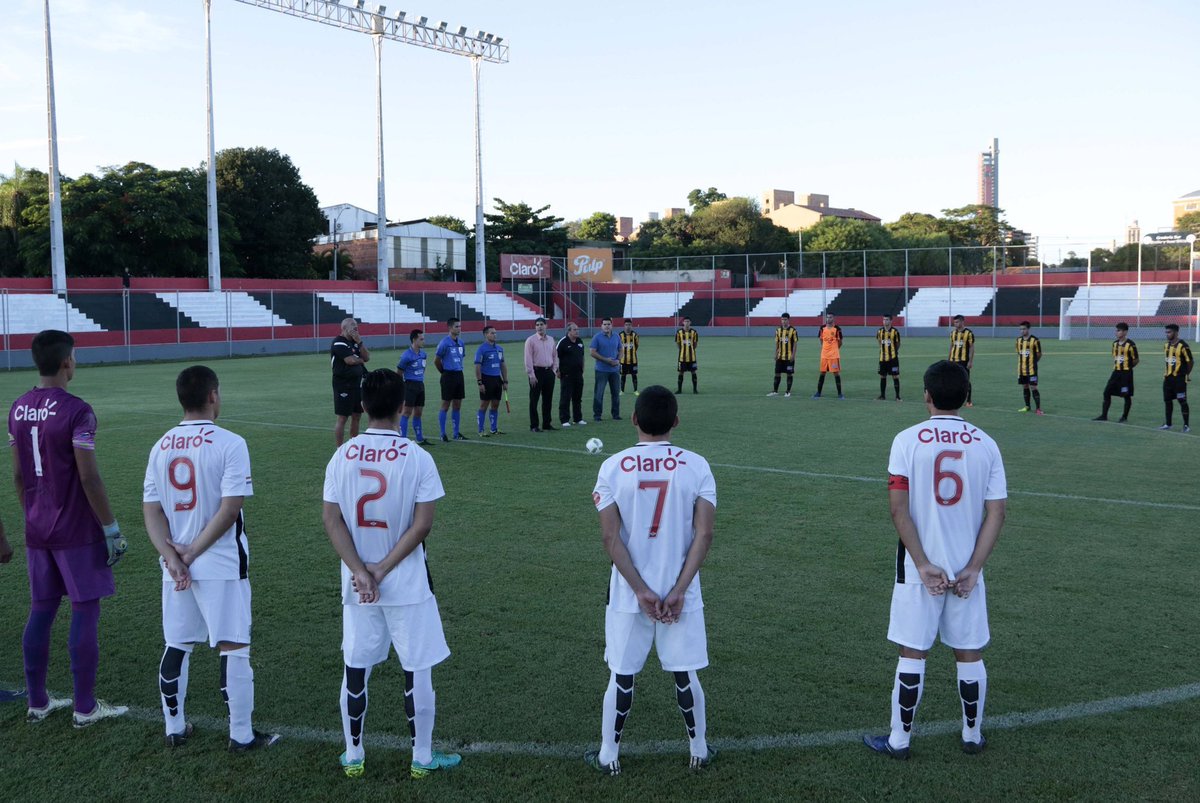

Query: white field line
left=9, top=681, right=1199, bottom=757
left=130, top=412, right=1200, bottom=513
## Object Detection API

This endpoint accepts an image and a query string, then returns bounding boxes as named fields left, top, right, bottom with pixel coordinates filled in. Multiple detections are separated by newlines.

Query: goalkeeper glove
left=103, top=521, right=127, bottom=567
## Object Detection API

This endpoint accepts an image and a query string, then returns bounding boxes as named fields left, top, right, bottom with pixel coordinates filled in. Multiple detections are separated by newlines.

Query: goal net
left=1059, top=296, right=1199, bottom=341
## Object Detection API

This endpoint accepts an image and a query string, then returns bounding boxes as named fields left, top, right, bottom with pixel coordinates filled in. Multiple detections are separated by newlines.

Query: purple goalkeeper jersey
left=8, top=386, right=103, bottom=549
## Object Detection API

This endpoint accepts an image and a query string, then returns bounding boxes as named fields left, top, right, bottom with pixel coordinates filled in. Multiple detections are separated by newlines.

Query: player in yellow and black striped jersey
left=619, top=320, right=640, bottom=393
left=1095, top=321, right=1139, bottom=422
left=769, top=313, right=799, bottom=396
left=675, top=317, right=699, bottom=394
left=1015, top=321, right=1043, bottom=414
left=1159, top=323, right=1193, bottom=431
left=875, top=315, right=901, bottom=401
left=949, top=315, right=975, bottom=406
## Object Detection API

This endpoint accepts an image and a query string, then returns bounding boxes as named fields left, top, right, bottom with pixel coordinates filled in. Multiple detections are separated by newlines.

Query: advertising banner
left=566, top=247, right=613, bottom=283
left=500, top=254, right=552, bottom=279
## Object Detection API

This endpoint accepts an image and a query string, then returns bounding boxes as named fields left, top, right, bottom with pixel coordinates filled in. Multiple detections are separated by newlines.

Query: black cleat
left=453, top=433, right=469, bottom=440
left=229, top=729, right=281, bottom=753
left=166, top=722, right=194, bottom=748
left=962, top=735, right=987, bottom=755
left=862, top=734, right=909, bottom=760
left=1092, top=415, right=1107, bottom=421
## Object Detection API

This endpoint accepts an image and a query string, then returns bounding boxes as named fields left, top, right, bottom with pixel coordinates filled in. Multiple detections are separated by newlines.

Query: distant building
left=1006, top=229, right=1037, bottom=262
left=1173, top=191, right=1200, bottom=225
left=663, top=207, right=686, bottom=219
left=1126, top=220, right=1141, bottom=245
left=314, top=206, right=467, bottom=280
left=978, top=138, right=999, bottom=208
left=615, top=216, right=634, bottom=242
left=761, top=189, right=880, bottom=232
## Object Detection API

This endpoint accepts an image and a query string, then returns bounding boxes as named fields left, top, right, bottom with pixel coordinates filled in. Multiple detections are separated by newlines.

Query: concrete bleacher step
left=749, top=289, right=841, bottom=318
left=623, top=292, right=692, bottom=319
left=1062, top=284, right=1168, bottom=317
left=900, top=288, right=995, bottom=327
left=156, top=292, right=290, bottom=328
left=319, top=292, right=427, bottom=324
left=450, top=292, right=542, bottom=321
left=2, top=294, right=105, bottom=334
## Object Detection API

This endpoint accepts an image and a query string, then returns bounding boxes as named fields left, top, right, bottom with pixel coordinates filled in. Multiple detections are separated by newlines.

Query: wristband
left=103, top=521, right=121, bottom=537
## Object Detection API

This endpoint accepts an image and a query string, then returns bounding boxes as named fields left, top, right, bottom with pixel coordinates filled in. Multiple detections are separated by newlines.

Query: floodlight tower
left=43, top=0, right=67, bottom=295
left=230, top=1, right=508, bottom=295
left=204, top=0, right=221, bottom=291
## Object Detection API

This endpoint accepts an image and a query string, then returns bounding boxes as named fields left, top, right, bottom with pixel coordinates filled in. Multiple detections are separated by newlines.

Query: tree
left=0, top=165, right=49, bottom=276
left=215, top=147, right=324, bottom=279
left=575, top=212, right=617, bottom=242
left=939, top=204, right=1012, bottom=247
left=687, top=187, right=727, bottom=210
left=481, top=199, right=567, bottom=280
left=1176, top=212, right=1200, bottom=235
left=427, top=215, right=470, bottom=235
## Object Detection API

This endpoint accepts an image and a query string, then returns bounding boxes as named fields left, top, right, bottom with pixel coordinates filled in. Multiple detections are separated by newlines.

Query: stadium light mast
left=43, top=0, right=67, bottom=295
left=230, top=1, right=508, bottom=295
left=204, top=0, right=222, bottom=291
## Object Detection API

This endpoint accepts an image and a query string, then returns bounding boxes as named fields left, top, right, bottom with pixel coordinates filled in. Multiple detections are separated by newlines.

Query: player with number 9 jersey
left=887, top=417, right=1006, bottom=587
left=143, top=421, right=254, bottom=581
left=323, top=430, right=445, bottom=606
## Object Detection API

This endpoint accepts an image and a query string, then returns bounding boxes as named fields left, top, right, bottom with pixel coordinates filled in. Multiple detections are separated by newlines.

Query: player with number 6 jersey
left=864, top=360, right=1006, bottom=761
left=322, top=368, right=458, bottom=780
left=586, top=385, right=717, bottom=775
left=143, top=366, right=277, bottom=751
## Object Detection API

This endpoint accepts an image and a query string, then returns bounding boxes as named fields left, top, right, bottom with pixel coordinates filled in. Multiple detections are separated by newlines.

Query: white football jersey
left=888, top=415, right=1006, bottom=583
left=143, top=420, right=254, bottom=581
left=323, top=429, right=445, bottom=606
left=593, top=441, right=717, bottom=614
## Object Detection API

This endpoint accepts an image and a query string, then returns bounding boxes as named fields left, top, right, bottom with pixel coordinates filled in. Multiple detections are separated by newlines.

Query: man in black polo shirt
left=557, top=322, right=587, bottom=427
left=331, top=317, right=370, bottom=445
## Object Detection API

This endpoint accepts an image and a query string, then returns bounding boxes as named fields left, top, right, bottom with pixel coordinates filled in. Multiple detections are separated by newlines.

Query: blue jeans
left=593, top=372, right=620, bottom=420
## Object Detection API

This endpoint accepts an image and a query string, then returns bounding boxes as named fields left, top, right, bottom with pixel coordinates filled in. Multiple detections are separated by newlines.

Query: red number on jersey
left=169, top=457, right=197, bottom=511
left=638, top=480, right=669, bottom=537
left=933, top=450, right=964, bottom=506
left=356, top=469, right=388, bottom=529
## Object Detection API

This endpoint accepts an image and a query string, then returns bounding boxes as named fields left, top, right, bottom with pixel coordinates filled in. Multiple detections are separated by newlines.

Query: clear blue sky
left=3, top=0, right=1197, bottom=258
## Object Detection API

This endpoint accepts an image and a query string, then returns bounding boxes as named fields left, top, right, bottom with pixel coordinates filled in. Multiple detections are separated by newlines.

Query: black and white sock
left=675, top=671, right=707, bottom=759
left=889, top=656, right=925, bottom=749
left=159, top=643, right=192, bottom=736
left=341, top=665, right=371, bottom=762
left=599, top=672, right=634, bottom=764
left=957, top=660, right=987, bottom=744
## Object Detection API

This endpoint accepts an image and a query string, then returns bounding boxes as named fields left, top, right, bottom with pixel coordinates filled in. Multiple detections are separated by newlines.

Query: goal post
left=1060, top=296, right=1200, bottom=341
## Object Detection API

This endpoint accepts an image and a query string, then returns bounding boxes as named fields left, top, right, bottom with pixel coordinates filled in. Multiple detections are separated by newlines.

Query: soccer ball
left=585, top=437, right=604, bottom=455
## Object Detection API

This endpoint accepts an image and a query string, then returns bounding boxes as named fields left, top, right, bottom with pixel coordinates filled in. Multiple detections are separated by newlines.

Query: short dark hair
left=1166, top=323, right=1180, bottom=334
left=31, top=330, right=74, bottom=376
left=535, top=317, right=547, bottom=325
left=483, top=325, right=495, bottom=335
left=952, top=314, right=965, bottom=323
left=447, top=317, right=460, bottom=327
left=361, top=369, right=404, bottom=420
left=410, top=329, right=423, bottom=343
left=176, top=365, right=219, bottom=412
left=634, top=385, right=678, bottom=436
left=924, top=360, right=969, bottom=411
left=781, top=313, right=791, bottom=319
left=624, top=319, right=635, bottom=325
left=1019, top=320, right=1031, bottom=328
left=1116, top=322, right=1129, bottom=332
left=683, top=316, right=692, bottom=323
left=601, top=317, right=612, bottom=324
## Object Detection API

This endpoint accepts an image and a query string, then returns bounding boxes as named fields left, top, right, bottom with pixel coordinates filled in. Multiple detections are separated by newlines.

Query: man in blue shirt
left=473, top=326, right=509, bottom=436
left=397, top=329, right=431, bottom=445
left=591, top=317, right=622, bottom=422
left=434, top=318, right=468, bottom=442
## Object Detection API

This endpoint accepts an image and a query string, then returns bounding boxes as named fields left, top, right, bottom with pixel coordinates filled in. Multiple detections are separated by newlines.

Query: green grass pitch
left=0, top=334, right=1197, bottom=801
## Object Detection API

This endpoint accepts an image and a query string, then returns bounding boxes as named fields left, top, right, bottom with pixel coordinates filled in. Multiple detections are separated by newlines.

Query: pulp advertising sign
left=500, top=254, right=552, bottom=279
left=567, top=247, right=613, bottom=282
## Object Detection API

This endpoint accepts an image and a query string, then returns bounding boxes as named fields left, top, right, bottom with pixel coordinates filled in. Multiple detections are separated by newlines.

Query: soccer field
left=0, top=335, right=1197, bottom=802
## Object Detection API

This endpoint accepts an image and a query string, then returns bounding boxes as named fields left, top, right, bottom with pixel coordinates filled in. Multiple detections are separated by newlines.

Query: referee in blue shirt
left=474, top=325, right=508, bottom=436
left=397, top=329, right=429, bottom=444
left=434, top=317, right=468, bottom=441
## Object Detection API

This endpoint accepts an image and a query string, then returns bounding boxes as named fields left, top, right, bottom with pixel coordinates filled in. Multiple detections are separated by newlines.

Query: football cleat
left=478, top=430, right=488, bottom=437
left=896, top=397, right=902, bottom=402
left=1184, top=425, right=1191, bottom=433
left=166, top=722, right=194, bottom=748
left=562, top=421, right=572, bottom=427
left=411, top=751, right=461, bottom=779
left=339, top=751, right=365, bottom=778
left=965, top=402, right=974, bottom=408
left=542, top=424, right=556, bottom=431
left=414, top=439, right=434, bottom=446
left=73, top=699, right=128, bottom=728
left=1018, top=406, right=1030, bottom=413
left=0, top=689, right=27, bottom=703
left=584, top=750, right=620, bottom=776
left=862, top=734, right=909, bottom=760
left=1092, top=415, right=1107, bottom=421
left=441, top=434, right=450, bottom=442
left=876, top=396, right=886, bottom=401
left=689, top=746, right=718, bottom=770
left=784, top=392, right=792, bottom=398
left=575, top=420, right=587, bottom=426
left=27, top=696, right=71, bottom=723
left=453, top=433, right=469, bottom=440
left=1035, top=409, right=1044, bottom=415
left=530, top=426, right=541, bottom=433
left=492, top=429, right=505, bottom=436
left=1158, top=424, right=1172, bottom=430
left=228, top=729, right=281, bottom=753
left=1116, top=416, right=1127, bottom=423
left=767, top=391, right=779, bottom=397
left=962, top=735, right=987, bottom=755
left=811, top=393, right=821, bottom=399
left=837, top=394, right=845, bottom=400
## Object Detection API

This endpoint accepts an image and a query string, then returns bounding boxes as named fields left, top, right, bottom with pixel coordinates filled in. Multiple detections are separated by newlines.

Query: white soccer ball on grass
left=585, top=437, right=604, bottom=455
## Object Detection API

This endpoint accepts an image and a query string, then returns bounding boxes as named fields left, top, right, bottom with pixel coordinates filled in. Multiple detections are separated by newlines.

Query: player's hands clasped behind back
left=635, top=588, right=688, bottom=625
left=949, top=567, right=980, bottom=598
left=918, top=563, right=950, bottom=596
left=352, top=565, right=380, bottom=604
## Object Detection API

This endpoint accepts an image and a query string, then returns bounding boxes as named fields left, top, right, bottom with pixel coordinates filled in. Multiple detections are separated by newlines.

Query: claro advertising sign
left=499, top=254, right=552, bottom=279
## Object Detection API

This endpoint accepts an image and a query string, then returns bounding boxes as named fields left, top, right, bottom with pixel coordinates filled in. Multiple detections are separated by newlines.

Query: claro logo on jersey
left=620, top=449, right=687, bottom=472
left=917, top=424, right=979, bottom=445
left=12, top=400, right=57, bottom=421
left=160, top=428, right=214, bottom=450
left=346, top=441, right=407, bottom=463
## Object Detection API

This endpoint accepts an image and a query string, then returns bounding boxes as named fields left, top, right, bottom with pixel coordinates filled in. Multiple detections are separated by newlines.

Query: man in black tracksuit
left=557, top=323, right=587, bottom=427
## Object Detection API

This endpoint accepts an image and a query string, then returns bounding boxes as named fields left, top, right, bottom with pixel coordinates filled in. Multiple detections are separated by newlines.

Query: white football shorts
left=162, top=579, right=252, bottom=648
left=604, top=607, right=708, bottom=675
left=342, top=596, right=450, bottom=671
left=887, top=577, right=989, bottom=651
